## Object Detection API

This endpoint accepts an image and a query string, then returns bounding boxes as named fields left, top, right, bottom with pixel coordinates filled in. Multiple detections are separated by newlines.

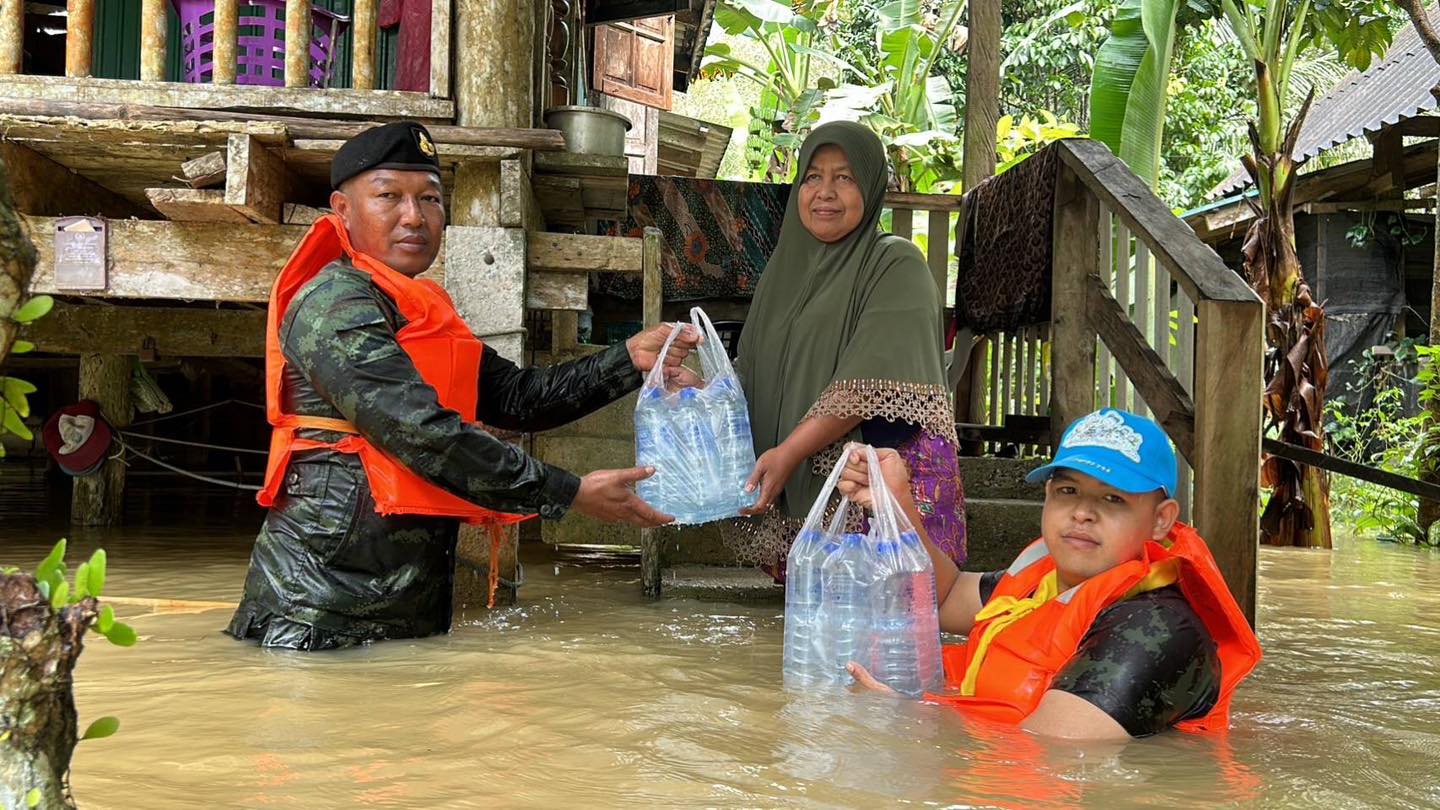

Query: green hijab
left=735, top=121, right=947, bottom=518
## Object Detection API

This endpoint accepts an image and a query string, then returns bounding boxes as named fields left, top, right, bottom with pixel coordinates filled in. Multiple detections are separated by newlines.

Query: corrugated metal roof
left=1209, top=11, right=1440, bottom=199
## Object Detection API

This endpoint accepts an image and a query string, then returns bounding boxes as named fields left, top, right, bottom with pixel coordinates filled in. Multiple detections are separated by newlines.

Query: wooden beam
left=73, top=353, right=131, bottom=527
left=430, top=0, right=451, bottom=98
left=0, top=76, right=455, bottom=120
left=1059, top=139, right=1255, bottom=304
left=0, top=97, right=563, bottom=149
left=20, top=301, right=264, bottom=356
left=586, top=0, right=686, bottom=25
left=66, top=0, right=95, bottom=78
left=212, top=0, right=238, bottom=85
left=1085, top=274, right=1196, bottom=462
left=289, top=138, right=521, bottom=164
left=0, top=0, right=21, bottom=75
left=1048, top=167, right=1099, bottom=446
left=352, top=0, right=377, bottom=91
left=499, top=159, right=543, bottom=229
left=23, top=217, right=586, bottom=310
left=282, top=203, right=328, bottom=224
left=1300, top=199, right=1436, bottom=214
left=285, top=0, right=312, bottom=88
left=0, top=141, right=144, bottom=218
left=1373, top=125, right=1406, bottom=197
left=534, top=151, right=629, bottom=177
left=180, top=151, right=227, bottom=189
left=1193, top=298, right=1264, bottom=626
left=642, top=226, right=662, bottom=326
left=225, top=134, right=287, bottom=224
left=883, top=191, right=963, bottom=211
left=1264, top=438, right=1440, bottom=503
left=146, top=188, right=252, bottom=223
left=1389, top=116, right=1440, bottom=138
left=140, top=0, right=167, bottom=83
left=528, top=232, right=643, bottom=273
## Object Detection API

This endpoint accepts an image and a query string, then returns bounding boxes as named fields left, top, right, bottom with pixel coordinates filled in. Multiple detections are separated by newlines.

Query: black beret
left=330, top=121, right=441, bottom=189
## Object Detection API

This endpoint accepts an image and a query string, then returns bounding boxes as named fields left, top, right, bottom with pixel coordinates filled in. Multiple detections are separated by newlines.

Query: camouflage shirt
left=279, top=259, right=641, bottom=517
left=979, top=572, right=1221, bottom=737
left=226, top=260, right=641, bottom=650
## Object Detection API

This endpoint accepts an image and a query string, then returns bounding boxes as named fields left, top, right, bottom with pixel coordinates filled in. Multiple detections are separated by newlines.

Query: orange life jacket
left=928, top=522, right=1261, bottom=733
left=258, top=213, right=530, bottom=531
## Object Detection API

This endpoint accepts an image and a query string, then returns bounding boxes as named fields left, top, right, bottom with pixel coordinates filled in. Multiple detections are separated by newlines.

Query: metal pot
left=543, top=106, right=632, bottom=157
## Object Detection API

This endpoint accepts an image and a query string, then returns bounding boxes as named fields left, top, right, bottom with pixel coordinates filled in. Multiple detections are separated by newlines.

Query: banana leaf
left=1089, top=0, right=1181, bottom=188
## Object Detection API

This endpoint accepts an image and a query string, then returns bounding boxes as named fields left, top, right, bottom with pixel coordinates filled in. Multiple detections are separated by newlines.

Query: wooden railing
left=1051, top=138, right=1264, bottom=621
left=0, top=1, right=453, bottom=116
left=882, top=142, right=1265, bottom=620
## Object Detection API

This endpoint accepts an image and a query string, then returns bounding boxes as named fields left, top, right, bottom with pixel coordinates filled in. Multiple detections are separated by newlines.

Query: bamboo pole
left=0, top=0, right=22, bottom=75
left=213, top=0, right=238, bottom=84
left=65, top=0, right=95, bottom=78
left=352, top=0, right=377, bottom=90
left=285, top=0, right=311, bottom=88
left=140, top=0, right=166, bottom=82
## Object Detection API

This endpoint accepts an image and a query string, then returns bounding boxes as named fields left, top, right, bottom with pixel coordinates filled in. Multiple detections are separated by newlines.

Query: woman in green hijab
left=732, top=121, right=966, bottom=576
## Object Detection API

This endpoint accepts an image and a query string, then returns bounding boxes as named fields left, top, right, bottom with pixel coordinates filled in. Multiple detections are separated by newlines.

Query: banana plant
left=816, top=0, right=969, bottom=191
left=1215, top=0, right=1396, bottom=548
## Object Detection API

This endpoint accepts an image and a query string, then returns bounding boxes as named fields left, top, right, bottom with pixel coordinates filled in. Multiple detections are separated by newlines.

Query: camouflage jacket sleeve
left=478, top=342, right=641, bottom=433
left=281, top=268, right=580, bottom=518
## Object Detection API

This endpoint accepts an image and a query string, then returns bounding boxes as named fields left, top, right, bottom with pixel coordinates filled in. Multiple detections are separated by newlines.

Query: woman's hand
left=627, top=323, right=701, bottom=375
left=836, top=445, right=912, bottom=510
left=740, top=445, right=803, bottom=515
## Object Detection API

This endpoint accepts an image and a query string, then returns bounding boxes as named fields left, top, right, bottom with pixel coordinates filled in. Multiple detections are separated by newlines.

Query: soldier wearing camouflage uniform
left=227, top=122, right=698, bottom=651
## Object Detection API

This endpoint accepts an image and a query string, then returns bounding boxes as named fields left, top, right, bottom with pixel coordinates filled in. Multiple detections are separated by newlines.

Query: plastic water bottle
left=706, top=376, right=758, bottom=513
left=673, top=387, right=723, bottom=522
left=869, top=539, right=924, bottom=696
left=783, top=529, right=839, bottom=688
left=820, top=532, right=875, bottom=683
left=900, top=530, right=944, bottom=693
left=635, top=387, right=671, bottom=510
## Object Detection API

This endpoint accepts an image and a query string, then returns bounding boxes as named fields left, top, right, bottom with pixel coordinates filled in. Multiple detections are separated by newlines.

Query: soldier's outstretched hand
left=572, top=466, right=674, bottom=528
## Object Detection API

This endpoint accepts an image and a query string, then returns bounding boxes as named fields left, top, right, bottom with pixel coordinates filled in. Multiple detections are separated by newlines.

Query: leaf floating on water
left=81, top=716, right=120, bottom=741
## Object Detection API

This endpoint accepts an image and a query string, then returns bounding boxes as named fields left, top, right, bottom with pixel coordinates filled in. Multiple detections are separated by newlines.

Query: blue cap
left=1025, top=409, right=1177, bottom=496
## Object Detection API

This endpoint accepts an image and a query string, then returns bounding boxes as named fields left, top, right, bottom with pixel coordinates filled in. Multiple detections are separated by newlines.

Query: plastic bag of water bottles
left=634, top=307, right=759, bottom=525
left=783, top=445, right=943, bottom=696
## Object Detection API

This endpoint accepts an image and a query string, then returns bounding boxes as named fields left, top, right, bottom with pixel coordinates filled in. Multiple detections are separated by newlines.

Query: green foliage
left=81, top=716, right=120, bottom=741
left=26, top=788, right=40, bottom=808
left=1327, top=341, right=1437, bottom=545
left=995, top=111, right=1082, bottom=174
left=1090, top=0, right=1185, bottom=188
left=2, top=292, right=50, bottom=458
left=28, top=540, right=137, bottom=647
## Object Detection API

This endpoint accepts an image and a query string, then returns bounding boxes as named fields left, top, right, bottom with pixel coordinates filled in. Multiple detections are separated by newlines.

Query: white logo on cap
left=1062, top=410, right=1143, bottom=462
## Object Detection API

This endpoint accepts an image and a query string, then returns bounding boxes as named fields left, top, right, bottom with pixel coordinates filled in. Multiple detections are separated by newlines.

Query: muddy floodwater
left=7, top=469, right=1440, bottom=809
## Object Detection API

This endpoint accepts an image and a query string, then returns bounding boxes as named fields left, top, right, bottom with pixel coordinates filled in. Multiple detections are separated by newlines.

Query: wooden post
left=212, top=0, right=238, bottom=85
left=431, top=0, right=452, bottom=98
left=65, top=0, right=95, bottom=78
left=352, top=0, right=377, bottom=91
left=73, top=354, right=132, bottom=527
left=285, top=0, right=311, bottom=88
left=640, top=225, right=663, bottom=598
left=1048, top=167, right=1099, bottom=446
left=0, top=0, right=22, bottom=75
left=961, top=0, right=1000, bottom=191
left=140, top=0, right=166, bottom=82
left=1193, top=299, right=1263, bottom=625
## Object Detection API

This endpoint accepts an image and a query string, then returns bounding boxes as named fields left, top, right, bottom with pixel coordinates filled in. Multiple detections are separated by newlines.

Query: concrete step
left=956, top=455, right=1047, bottom=501
left=661, top=564, right=782, bottom=603
left=963, top=497, right=1044, bottom=572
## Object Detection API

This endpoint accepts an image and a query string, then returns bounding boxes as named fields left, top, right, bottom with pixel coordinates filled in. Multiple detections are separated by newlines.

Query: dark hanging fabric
left=378, top=0, right=431, bottom=92
left=954, top=144, right=1060, bottom=333
left=596, top=176, right=790, bottom=301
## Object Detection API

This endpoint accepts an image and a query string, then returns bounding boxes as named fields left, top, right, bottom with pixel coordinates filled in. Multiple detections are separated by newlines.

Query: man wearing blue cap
left=838, top=408, right=1261, bottom=739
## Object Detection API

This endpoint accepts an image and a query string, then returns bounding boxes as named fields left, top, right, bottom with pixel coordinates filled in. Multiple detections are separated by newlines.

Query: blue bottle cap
left=678, top=387, right=699, bottom=400
left=644, top=387, right=664, bottom=400
left=821, top=542, right=841, bottom=554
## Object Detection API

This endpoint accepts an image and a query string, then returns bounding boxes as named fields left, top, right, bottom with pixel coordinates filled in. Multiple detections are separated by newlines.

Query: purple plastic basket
left=170, top=0, right=351, bottom=88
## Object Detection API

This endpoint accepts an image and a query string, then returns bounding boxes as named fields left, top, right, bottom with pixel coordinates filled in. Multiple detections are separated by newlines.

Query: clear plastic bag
left=783, top=445, right=943, bottom=695
left=634, top=307, right=759, bottom=525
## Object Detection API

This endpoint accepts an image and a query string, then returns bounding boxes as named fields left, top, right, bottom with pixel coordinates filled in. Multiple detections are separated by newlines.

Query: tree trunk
left=961, top=0, right=1000, bottom=191
left=0, top=152, right=38, bottom=364
left=0, top=575, right=98, bottom=810
left=1245, top=89, right=1333, bottom=548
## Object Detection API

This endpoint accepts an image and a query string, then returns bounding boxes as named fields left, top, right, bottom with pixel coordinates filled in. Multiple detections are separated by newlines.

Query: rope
left=119, top=441, right=262, bottom=491
left=118, top=430, right=268, bottom=456
left=128, top=399, right=262, bottom=427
